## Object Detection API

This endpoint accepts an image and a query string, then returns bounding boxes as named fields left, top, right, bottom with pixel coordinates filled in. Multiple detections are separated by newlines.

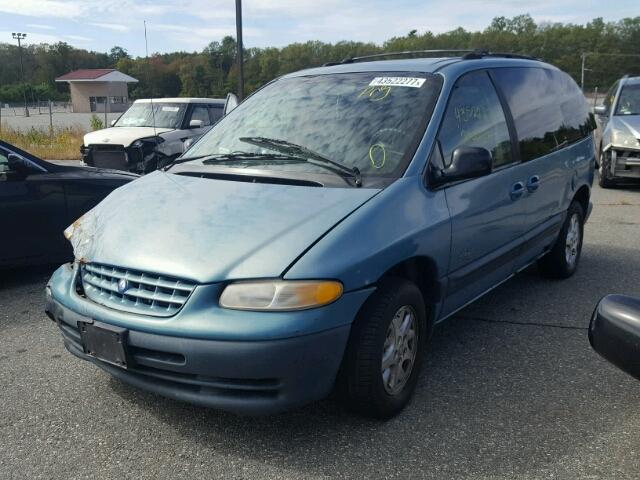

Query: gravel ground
left=1, top=182, right=640, bottom=480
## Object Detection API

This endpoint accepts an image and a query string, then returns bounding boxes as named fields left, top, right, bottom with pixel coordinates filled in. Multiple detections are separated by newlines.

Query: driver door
left=0, top=148, right=68, bottom=266
left=438, top=70, right=525, bottom=317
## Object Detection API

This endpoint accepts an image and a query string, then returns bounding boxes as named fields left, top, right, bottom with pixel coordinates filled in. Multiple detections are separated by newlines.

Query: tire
left=338, top=277, right=427, bottom=418
left=598, top=149, right=616, bottom=189
left=538, top=201, right=585, bottom=279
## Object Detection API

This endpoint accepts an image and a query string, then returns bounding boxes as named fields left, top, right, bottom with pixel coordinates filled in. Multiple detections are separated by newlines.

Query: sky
left=0, top=0, right=638, bottom=56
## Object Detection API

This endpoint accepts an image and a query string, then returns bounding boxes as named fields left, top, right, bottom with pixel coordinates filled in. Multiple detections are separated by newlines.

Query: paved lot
left=1, top=182, right=640, bottom=480
left=1, top=111, right=121, bottom=131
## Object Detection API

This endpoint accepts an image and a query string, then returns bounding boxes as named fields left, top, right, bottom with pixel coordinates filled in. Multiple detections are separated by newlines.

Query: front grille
left=89, top=144, right=128, bottom=170
left=80, top=263, right=196, bottom=317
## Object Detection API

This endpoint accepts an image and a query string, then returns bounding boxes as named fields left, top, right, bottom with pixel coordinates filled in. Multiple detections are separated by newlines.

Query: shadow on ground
left=103, top=244, right=640, bottom=478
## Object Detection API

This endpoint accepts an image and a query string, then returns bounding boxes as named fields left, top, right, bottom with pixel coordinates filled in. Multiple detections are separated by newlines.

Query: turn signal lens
left=219, top=280, right=343, bottom=311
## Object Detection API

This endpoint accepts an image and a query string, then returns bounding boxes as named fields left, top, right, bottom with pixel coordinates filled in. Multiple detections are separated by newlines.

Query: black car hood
left=50, top=164, right=139, bottom=180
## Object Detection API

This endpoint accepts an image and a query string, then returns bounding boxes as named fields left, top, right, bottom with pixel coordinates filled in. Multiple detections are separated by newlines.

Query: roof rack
left=324, top=49, right=474, bottom=66
left=462, top=50, right=539, bottom=61
left=322, top=49, right=538, bottom=66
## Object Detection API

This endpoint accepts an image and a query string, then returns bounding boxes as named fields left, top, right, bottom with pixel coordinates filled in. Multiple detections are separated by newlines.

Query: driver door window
left=603, top=81, right=619, bottom=116
left=190, top=106, right=212, bottom=127
left=438, top=71, right=513, bottom=170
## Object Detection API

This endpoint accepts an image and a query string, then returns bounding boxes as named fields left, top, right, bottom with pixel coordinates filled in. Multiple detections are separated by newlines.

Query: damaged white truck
left=81, top=97, right=227, bottom=174
left=594, top=75, right=640, bottom=188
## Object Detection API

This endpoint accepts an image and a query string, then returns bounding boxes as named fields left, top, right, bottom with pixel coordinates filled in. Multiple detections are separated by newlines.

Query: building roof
left=55, top=69, right=138, bottom=83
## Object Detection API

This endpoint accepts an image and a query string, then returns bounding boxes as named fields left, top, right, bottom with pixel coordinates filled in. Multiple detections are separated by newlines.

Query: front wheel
left=538, top=201, right=584, bottom=279
left=338, top=277, right=427, bottom=418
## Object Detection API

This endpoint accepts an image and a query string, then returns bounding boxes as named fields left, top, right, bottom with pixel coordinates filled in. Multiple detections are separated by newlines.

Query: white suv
left=81, top=98, right=226, bottom=174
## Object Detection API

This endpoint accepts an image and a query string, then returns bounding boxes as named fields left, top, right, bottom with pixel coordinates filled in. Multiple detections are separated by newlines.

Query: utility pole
left=235, top=0, right=244, bottom=100
left=12, top=32, right=29, bottom=117
left=580, top=52, right=586, bottom=91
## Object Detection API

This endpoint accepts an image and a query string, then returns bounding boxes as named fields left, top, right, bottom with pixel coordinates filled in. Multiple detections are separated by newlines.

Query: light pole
left=12, top=32, right=29, bottom=117
left=235, top=0, right=244, bottom=100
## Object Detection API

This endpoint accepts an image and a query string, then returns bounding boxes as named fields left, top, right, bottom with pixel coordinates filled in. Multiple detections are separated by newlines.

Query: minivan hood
left=84, top=126, right=173, bottom=147
left=70, top=171, right=380, bottom=283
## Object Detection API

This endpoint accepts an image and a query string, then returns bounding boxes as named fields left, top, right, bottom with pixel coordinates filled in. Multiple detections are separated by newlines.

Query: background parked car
left=80, top=98, right=226, bottom=174
left=594, top=75, right=640, bottom=188
left=0, top=140, right=137, bottom=268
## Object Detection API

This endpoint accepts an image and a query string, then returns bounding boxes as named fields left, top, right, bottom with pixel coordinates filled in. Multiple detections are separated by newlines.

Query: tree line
left=0, top=14, right=638, bottom=104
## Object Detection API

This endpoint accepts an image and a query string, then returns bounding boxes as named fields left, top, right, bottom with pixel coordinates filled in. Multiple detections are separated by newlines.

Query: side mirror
left=589, top=294, right=640, bottom=381
left=434, top=146, right=492, bottom=186
left=594, top=105, right=607, bottom=116
left=223, top=92, right=239, bottom=116
left=189, top=119, right=204, bottom=129
left=8, top=153, right=28, bottom=171
left=7, top=154, right=30, bottom=179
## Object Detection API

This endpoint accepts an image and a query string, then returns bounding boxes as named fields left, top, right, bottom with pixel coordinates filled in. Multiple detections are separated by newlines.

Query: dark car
left=590, top=294, right=640, bottom=380
left=0, top=140, right=137, bottom=268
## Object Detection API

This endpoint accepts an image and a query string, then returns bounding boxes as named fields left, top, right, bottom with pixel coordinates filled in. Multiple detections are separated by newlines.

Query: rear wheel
left=339, top=277, right=427, bottom=418
left=598, top=149, right=616, bottom=189
left=538, top=201, right=584, bottom=279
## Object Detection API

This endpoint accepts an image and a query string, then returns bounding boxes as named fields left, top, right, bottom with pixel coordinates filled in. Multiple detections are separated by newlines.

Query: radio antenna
left=144, top=21, right=158, bottom=141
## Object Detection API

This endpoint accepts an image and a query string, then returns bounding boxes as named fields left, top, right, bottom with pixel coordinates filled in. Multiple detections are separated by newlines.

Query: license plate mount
left=78, top=321, right=129, bottom=369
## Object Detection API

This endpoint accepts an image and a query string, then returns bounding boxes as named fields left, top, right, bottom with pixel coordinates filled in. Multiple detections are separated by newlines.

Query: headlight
left=219, top=280, right=343, bottom=311
left=131, top=137, right=165, bottom=149
left=612, top=129, right=639, bottom=148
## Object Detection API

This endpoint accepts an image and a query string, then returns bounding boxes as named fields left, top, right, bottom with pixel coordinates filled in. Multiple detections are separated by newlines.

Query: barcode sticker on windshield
left=369, top=77, right=425, bottom=88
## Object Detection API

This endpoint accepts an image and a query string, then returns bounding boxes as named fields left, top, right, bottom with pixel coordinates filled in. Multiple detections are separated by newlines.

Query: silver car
left=594, top=75, right=640, bottom=188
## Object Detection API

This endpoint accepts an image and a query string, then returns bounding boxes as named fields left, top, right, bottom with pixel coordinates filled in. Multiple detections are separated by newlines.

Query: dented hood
left=83, top=126, right=173, bottom=147
left=69, top=171, right=380, bottom=283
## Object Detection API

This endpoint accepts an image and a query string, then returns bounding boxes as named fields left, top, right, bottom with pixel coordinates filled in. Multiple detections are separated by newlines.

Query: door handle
left=510, top=181, right=525, bottom=200
left=526, top=175, right=540, bottom=193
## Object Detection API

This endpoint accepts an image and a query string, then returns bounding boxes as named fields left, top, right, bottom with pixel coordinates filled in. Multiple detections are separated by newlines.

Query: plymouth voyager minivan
left=46, top=51, right=595, bottom=418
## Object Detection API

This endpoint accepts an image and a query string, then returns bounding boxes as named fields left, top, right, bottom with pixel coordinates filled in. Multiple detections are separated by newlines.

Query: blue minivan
left=46, top=51, right=595, bottom=417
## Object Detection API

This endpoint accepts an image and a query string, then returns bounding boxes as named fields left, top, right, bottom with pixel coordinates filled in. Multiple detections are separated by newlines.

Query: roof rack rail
left=322, top=49, right=539, bottom=66
left=326, top=49, right=474, bottom=66
left=462, top=50, right=539, bottom=61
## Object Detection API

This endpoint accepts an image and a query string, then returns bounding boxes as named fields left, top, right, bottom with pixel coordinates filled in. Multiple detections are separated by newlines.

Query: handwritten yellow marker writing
left=369, top=144, right=386, bottom=169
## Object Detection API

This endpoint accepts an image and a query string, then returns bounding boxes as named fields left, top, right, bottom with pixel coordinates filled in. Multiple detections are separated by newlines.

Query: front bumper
left=603, top=146, right=640, bottom=179
left=45, top=264, right=373, bottom=414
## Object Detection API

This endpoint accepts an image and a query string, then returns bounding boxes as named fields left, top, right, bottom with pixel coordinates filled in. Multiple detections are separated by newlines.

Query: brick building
left=55, top=69, right=138, bottom=113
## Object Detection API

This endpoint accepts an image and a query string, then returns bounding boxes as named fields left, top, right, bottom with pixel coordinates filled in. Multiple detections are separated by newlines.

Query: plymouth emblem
left=117, top=278, right=129, bottom=294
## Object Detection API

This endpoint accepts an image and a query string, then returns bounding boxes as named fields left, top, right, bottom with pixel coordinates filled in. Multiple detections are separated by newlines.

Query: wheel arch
left=377, top=255, right=442, bottom=330
left=573, top=184, right=590, bottom=218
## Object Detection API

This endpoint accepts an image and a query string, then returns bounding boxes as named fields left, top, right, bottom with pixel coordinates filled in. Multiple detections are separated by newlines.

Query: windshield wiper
left=239, top=136, right=362, bottom=187
left=164, top=152, right=306, bottom=172
left=201, top=152, right=305, bottom=164
left=163, top=152, right=302, bottom=171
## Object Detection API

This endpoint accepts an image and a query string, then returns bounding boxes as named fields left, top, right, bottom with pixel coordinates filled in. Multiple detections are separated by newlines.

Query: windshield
left=615, top=84, right=640, bottom=116
left=186, top=72, right=442, bottom=181
left=115, top=102, right=187, bottom=128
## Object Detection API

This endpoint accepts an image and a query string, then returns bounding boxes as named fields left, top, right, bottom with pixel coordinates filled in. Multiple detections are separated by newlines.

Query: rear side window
left=492, top=67, right=593, bottom=161
left=438, top=70, right=513, bottom=169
